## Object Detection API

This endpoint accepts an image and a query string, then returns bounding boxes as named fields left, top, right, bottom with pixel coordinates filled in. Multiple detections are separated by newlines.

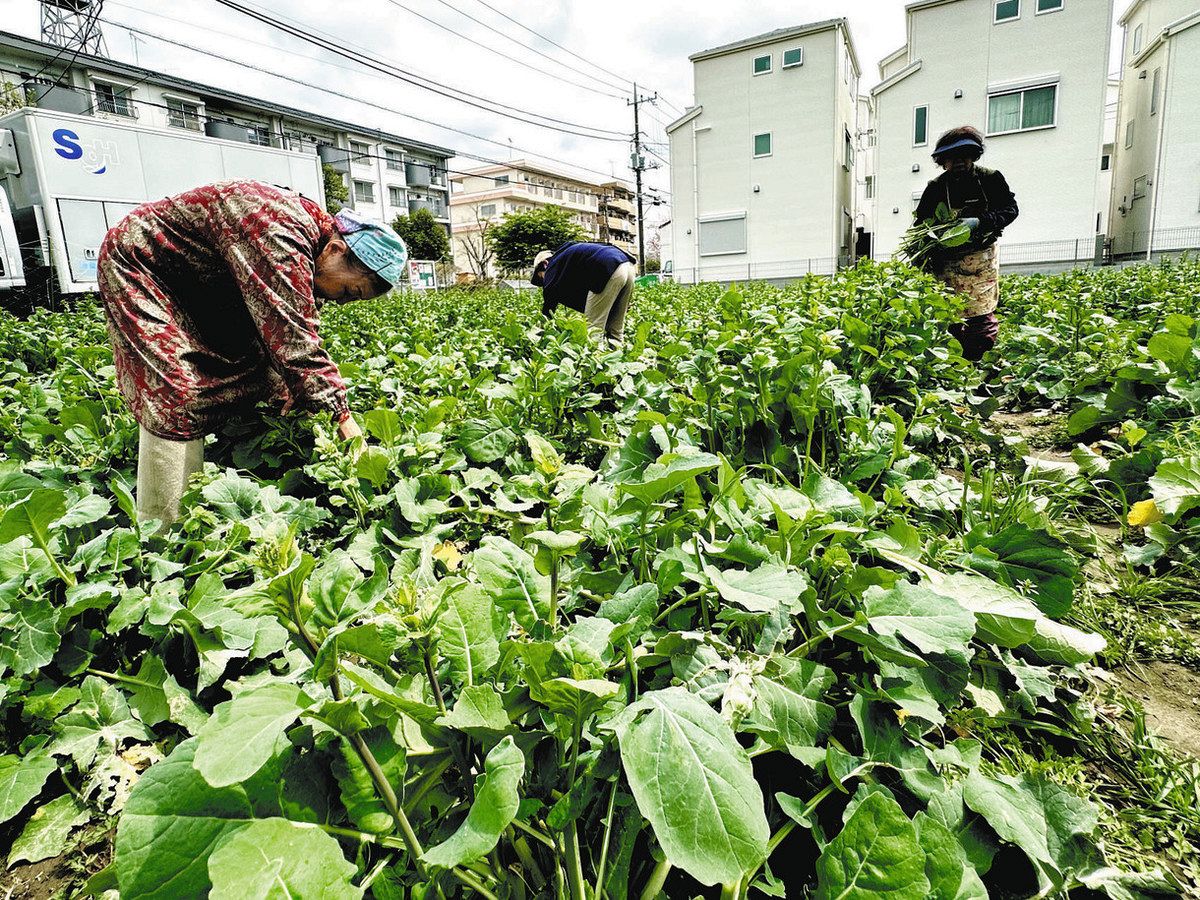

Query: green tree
left=322, top=164, right=348, bottom=211
left=391, top=207, right=450, bottom=261
left=486, top=206, right=586, bottom=275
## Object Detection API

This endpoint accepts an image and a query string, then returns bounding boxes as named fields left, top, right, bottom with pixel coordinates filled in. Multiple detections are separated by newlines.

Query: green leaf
left=963, top=525, right=1077, bottom=617
left=1025, top=617, right=1106, bottom=665
left=332, top=728, right=405, bottom=836
left=460, top=417, right=516, bottom=463
left=0, top=751, right=58, bottom=825
left=363, top=408, right=402, bottom=446
left=0, top=598, right=62, bottom=677
left=863, top=582, right=976, bottom=658
left=193, top=683, right=313, bottom=787
left=0, top=488, right=66, bottom=543
left=208, top=818, right=362, bottom=899
left=1147, top=331, right=1192, bottom=370
left=1149, top=456, right=1200, bottom=519
left=914, top=811, right=988, bottom=900
left=355, top=445, right=391, bottom=488
left=707, top=563, right=808, bottom=614
left=526, top=529, right=586, bottom=553
left=472, top=536, right=550, bottom=631
left=437, top=584, right=503, bottom=686
left=529, top=676, right=619, bottom=720
left=309, top=551, right=384, bottom=629
left=439, top=684, right=511, bottom=739
left=124, top=654, right=207, bottom=733
left=617, top=452, right=719, bottom=504
left=743, top=657, right=836, bottom=759
left=8, top=793, right=90, bottom=866
left=48, top=676, right=153, bottom=769
left=928, top=573, right=1039, bottom=648
left=422, top=735, right=524, bottom=869
left=526, top=432, right=564, bottom=475
left=815, top=791, right=930, bottom=899
left=614, top=687, right=769, bottom=886
left=597, top=583, right=659, bottom=645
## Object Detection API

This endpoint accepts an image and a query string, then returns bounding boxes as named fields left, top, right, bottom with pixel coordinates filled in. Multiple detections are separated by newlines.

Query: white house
left=871, top=0, right=1113, bottom=268
left=1107, top=0, right=1200, bottom=257
left=667, top=19, right=861, bottom=284
left=854, top=94, right=877, bottom=259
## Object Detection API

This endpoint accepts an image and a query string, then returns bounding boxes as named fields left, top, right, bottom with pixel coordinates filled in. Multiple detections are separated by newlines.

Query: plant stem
left=549, top=552, right=560, bottom=630
left=424, top=646, right=447, bottom=716
left=592, top=779, right=620, bottom=899
left=511, top=816, right=556, bottom=849
left=638, top=859, right=671, bottom=900
left=719, top=880, right=742, bottom=900
left=792, top=620, right=858, bottom=658
left=453, top=867, right=500, bottom=900
left=84, top=668, right=159, bottom=690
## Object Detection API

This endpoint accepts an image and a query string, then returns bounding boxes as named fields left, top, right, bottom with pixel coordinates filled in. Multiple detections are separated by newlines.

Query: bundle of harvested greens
left=897, top=201, right=972, bottom=269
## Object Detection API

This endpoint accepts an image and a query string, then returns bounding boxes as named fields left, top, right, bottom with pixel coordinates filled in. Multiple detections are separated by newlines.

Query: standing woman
left=915, top=126, right=1019, bottom=361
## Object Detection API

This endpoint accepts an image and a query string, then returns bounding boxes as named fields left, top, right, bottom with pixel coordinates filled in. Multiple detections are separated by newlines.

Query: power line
left=99, top=19, right=636, bottom=187
left=28, top=0, right=105, bottom=88
left=418, top=0, right=631, bottom=98
left=210, top=0, right=628, bottom=141
left=380, top=0, right=627, bottom=101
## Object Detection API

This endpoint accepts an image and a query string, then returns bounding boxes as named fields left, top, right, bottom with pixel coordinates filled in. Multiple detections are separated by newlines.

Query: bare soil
left=1115, top=662, right=1200, bottom=760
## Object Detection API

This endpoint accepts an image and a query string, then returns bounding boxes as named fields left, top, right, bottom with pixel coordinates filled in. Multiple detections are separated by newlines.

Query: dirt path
left=1114, top=662, right=1200, bottom=759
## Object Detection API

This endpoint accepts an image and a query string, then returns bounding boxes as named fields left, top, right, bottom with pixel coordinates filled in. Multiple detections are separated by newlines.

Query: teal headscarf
left=334, top=208, right=409, bottom=286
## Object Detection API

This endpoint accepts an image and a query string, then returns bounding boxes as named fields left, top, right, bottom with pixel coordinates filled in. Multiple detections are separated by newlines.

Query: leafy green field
left=0, top=260, right=1198, bottom=899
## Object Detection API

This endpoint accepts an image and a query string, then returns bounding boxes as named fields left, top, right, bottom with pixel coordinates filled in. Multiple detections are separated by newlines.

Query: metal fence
left=671, top=257, right=838, bottom=285
left=1108, top=225, right=1200, bottom=259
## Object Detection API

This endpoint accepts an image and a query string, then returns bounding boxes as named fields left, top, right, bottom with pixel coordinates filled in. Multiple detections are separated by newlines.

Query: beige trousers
left=136, top=426, right=203, bottom=524
left=583, top=262, right=636, bottom=344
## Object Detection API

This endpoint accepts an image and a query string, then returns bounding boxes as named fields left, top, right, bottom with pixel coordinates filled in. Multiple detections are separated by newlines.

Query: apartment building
left=1107, top=0, right=1200, bottom=257
left=0, top=30, right=453, bottom=229
left=450, top=160, right=637, bottom=278
left=871, top=0, right=1113, bottom=267
left=855, top=94, right=877, bottom=259
left=666, top=19, right=861, bottom=283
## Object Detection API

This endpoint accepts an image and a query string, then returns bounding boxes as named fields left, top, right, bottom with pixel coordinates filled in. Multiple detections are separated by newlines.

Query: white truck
left=0, top=107, right=324, bottom=300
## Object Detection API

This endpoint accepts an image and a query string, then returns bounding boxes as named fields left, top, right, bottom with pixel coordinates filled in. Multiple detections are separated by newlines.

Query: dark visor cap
left=932, top=136, right=984, bottom=159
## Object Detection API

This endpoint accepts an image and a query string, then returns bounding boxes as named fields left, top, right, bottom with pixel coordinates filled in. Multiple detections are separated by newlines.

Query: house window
left=93, top=80, right=134, bottom=117
left=388, top=186, right=405, bottom=207
left=844, top=129, right=854, bottom=169
left=480, top=203, right=497, bottom=217
left=1125, top=120, right=1135, bottom=148
left=986, top=84, right=1057, bottom=134
left=1132, top=24, right=1143, bottom=55
left=913, top=105, right=928, bottom=146
left=699, top=214, right=747, bottom=256
left=495, top=175, right=510, bottom=184
left=165, top=97, right=201, bottom=131
left=753, top=132, right=772, bottom=157
left=349, top=141, right=370, bottom=162
left=753, top=55, right=771, bottom=75
left=1132, top=175, right=1148, bottom=200
left=865, top=175, right=875, bottom=199
left=1036, top=0, right=1062, bottom=11
left=354, top=180, right=375, bottom=203
left=995, top=0, right=1020, bottom=22
left=1100, top=154, right=1111, bottom=171
left=246, top=126, right=272, bottom=147
left=385, top=149, right=404, bottom=171
left=1150, top=68, right=1161, bottom=115
left=783, top=48, right=803, bottom=68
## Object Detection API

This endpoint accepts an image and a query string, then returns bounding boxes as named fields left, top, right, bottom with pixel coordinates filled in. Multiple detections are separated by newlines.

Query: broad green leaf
left=0, top=488, right=66, bottom=544
left=914, top=811, right=989, bottom=900
left=815, top=791, right=930, bottom=899
left=363, top=408, right=402, bottom=446
left=863, top=582, right=976, bottom=658
left=309, top=551, right=385, bottom=629
left=963, top=524, right=1077, bottom=618
left=124, top=654, right=207, bottom=734
left=928, top=573, right=1039, bottom=648
left=472, top=536, right=550, bottom=631
left=614, top=687, right=769, bottom=886
left=48, top=676, right=153, bottom=769
left=802, top=471, right=864, bottom=518
left=707, top=564, right=807, bottom=614
left=876, top=655, right=968, bottom=726
left=355, top=445, right=391, bottom=488
left=0, top=751, right=58, bottom=824
left=439, top=684, right=511, bottom=739
left=1149, top=456, right=1200, bottom=519
left=526, top=529, right=586, bottom=553
left=437, top=584, right=503, bottom=686
left=0, top=598, right=62, bottom=677
left=422, top=736, right=524, bottom=868
left=332, top=728, right=405, bottom=835
left=530, top=676, right=619, bottom=720
left=57, top=493, right=111, bottom=529
left=597, top=583, right=659, bottom=645
left=460, top=417, right=516, bottom=464
left=1146, top=331, right=1192, bottom=370
left=618, top=452, right=719, bottom=504
left=743, top=657, right=836, bottom=759
left=526, top=432, right=564, bottom=475
left=194, top=683, right=313, bottom=787
left=1025, top=617, right=1106, bottom=665
left=8, top=793, right=90, bottom=866
left=208, top=818, right=362, bottom=899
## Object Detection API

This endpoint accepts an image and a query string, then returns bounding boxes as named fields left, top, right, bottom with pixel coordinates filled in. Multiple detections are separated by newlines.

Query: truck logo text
left=52, top=128, right=119, bottom=176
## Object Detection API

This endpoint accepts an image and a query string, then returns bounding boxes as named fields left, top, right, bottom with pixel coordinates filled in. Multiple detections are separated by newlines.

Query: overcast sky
left=2, top=0, right=1127, bottom=224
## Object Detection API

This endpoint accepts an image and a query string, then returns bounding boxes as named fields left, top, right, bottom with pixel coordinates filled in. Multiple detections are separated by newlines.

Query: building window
left=699, top=214, right=747, bottom=256
left=1150, top=68, right=1161, bottom=115
left=1132, top=24, right=1143, bottom=55
left=349, top=141, right=370, bottom=163
left=1100, top=153, right=1110, bottom=171
left=1125, top=120, right=1135, bottom=148
left=388, top=186, right=405, bottom=207
left=354, top=180, right=375, bottom=203
left=495, top=174, right=510, bottom=184
left=913, top=105, right=929, bottom=146
left=753, top=55, right=772, bottom=75
left=246, top=126, right=272, bottom=147
left=753, top=132, right=772, bottom=157
left=93, top=80, right=134, bottom=117
left=995, top=0, right=1020, bottom=22
left=783, top=48, right=803, bottom=68
left=1132, top=175, right=1148, bottom=200
left=385, top=149, right=404, bottom=171
left=164, top=97, right=201, bottom=131
left=865, top=175, right=875, bottom=199
left=844, top=129, right=854, bottom=170
left=986, top=84, right=1057, bottom=134
left=1036, top=0, right=1063, bottom=11
left=480, top=203, right=497, bottom=217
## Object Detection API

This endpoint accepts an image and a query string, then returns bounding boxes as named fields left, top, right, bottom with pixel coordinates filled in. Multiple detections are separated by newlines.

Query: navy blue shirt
left=539, top=242, right=636, bottom=315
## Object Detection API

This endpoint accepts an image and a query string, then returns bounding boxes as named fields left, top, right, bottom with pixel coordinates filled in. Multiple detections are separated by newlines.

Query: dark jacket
left=914, top=166, right=1019, bottom=257
left=540, top=241, right=637, bottom=315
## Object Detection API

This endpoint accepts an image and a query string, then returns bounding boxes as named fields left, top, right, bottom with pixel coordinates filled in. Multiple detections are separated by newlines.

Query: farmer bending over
left=915, top=126, right=1019, bottom=361
left=98, top=179, right=407, bottom=524
left=531, top=241, right=637, bottom=345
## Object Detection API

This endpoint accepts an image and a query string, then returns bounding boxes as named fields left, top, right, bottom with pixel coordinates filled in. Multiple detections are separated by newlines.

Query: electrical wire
left=401, top=0, right=630, bottom=99
left=27, top=0, right=105, bottom=88
left=210, top=0, right=628, bottom=141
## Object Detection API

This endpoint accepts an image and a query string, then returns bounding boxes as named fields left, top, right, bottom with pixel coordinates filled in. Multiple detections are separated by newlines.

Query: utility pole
left=628, top=83, right=657, bottom=275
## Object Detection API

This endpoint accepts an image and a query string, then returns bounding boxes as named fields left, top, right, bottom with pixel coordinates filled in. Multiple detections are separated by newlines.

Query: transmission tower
left=40, top=0, right=107, bottom=56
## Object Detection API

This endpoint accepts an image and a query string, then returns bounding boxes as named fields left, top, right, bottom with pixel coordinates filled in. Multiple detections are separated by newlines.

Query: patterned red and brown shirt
left=98, top=179, right=349, bottom=441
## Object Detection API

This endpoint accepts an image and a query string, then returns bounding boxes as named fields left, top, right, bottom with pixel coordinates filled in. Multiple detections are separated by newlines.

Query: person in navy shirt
left=531, top=241, right=637, bottom=345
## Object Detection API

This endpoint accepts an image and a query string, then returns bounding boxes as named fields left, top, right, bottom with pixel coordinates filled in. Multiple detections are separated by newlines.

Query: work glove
left=961, top=217, right=981, bottom=232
